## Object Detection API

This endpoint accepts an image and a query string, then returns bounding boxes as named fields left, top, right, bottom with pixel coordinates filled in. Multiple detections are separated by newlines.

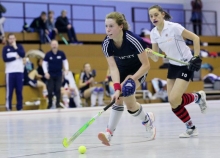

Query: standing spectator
left=30, top=11, right=48, bottom=44
left=46, top=10, right=58, bottom=41
left=55, top=10, right=82, bottom=44
left=2, top=33, right=25, bottom=111
left=0, top=3, right=6, bottom=43
left=191, top=0, right=203, bottom=35
left=42, top=40, right=69, bottom=109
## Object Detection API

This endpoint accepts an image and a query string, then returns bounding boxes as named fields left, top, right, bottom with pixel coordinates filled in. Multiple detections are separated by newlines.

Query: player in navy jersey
left=147, top=5, right=207, bottom=138
left=98, top=12, right=156, bottom=146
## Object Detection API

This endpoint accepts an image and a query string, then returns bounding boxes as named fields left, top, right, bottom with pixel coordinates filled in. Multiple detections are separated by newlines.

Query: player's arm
left=2, top=47, right=16, bottom=62
left=131, top=51, right=150, bottom=82
left=182, top=29, right=200, bottom=56
left=147, top=43, right=159, bottom=62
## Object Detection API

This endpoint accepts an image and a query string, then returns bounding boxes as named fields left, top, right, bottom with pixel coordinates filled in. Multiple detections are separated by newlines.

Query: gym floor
left=0, top=100, right=219, bottom=158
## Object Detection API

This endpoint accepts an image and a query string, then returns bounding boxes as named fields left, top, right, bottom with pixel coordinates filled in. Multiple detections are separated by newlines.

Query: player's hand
left=112, top=90, right=121, bottom=102
left=54, top=28, right=58, bottom=34
left=67, top=24, right=71, bottom=29
left=12, top=42, right=17, bottom=49
left=64, top=70, right=69, bottom=76
left=45, top=73, right=50, bottom=79
left=188, top=56, right=202, bottom=71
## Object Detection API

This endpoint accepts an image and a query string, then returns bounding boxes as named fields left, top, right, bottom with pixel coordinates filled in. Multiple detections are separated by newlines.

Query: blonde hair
left=106, top=12, right=129, bottom=30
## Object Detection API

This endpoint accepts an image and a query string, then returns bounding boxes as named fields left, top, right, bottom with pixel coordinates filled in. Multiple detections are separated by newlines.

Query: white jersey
left=150, top=20, right=193, bottom=66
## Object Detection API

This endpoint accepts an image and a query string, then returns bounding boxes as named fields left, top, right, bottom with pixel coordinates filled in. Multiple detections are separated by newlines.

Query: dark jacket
left=30, top=17, right=46, bottom=30
left=55, top=16, right=70, bottom=31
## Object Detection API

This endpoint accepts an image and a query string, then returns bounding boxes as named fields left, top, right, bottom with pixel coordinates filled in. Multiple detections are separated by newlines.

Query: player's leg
left=98, top=97, right=124, bottom=146
left=61, top=88, right=69, bottom=107
left=83, top=87, right=98, bottom=107
left=5, top=73, right=15, bottom=111
left=97, top=87, right=104, bottom=106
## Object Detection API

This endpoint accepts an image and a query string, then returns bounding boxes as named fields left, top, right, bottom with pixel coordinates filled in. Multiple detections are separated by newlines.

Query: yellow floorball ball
left=78, top=145, right=86, bottom=154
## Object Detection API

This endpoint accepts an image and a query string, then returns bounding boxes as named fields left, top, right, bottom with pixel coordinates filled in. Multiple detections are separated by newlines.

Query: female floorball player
left=146, top=5, right=207, bottom=138
left=98, top=12, right=156, bottom=146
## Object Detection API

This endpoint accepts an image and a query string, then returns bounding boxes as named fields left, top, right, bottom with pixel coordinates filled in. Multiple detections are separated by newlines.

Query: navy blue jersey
left=102, top=30, right=146, bottom=73
left=43, top=50, right=66, bottom=77
left=79, top=71, right=93, bottom=93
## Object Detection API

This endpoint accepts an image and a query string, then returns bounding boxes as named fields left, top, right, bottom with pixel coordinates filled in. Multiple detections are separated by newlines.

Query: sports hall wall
left=2, top=0, right=183, bottom=34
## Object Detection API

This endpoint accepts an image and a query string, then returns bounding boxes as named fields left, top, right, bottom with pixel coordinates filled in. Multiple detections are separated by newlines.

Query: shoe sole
left=98, top=133, right=110, bottom=146
left=179, top=134, right=198, bottom=138
left=198, top=90, right=207, bottom=114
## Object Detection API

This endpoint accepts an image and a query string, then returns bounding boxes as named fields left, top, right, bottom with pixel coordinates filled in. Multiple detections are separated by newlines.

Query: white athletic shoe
left=98, top=130, right=112, bottom=146
left=196, top=91, right=207, bottom=114
left=143, top=112, right=156, bottom=140
left=179, top=127, right=198, bottom=138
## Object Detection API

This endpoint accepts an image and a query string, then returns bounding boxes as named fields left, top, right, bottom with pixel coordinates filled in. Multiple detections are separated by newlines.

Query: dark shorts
left=167, top=64, right=194, bottom=81
left=24, top=78, right=37, bottom=87
left=119, top=71, right=147, bottom=84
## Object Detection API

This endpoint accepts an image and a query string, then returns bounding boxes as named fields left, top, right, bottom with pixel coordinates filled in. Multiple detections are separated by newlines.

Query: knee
left=168, top=95, right=182, bottom=108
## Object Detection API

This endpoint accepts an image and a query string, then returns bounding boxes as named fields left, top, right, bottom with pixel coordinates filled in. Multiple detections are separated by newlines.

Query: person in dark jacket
left=30, top=11, right=48, bottom=44
left=55, top=10, right=82, bottom=44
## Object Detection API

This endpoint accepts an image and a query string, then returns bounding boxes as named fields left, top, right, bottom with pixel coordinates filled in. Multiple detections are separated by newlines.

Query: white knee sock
left=73, top=95, right=82, bottom=107
left=62, top=95, right=69, bottom=106
left=98, top=87, right=104, bottom=106
left=42, top=90, right=48, bottom=97
left=129, top=105, right=149, bottom=123
left=91, top=88, right=98, bottom=107
left=107, top=104, right=124, bottom=135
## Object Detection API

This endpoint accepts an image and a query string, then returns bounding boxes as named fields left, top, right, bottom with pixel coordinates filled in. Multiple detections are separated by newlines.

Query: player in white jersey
left=98, top=12, right=156, bottom=146
left=146, top=5, right=207, bottom=138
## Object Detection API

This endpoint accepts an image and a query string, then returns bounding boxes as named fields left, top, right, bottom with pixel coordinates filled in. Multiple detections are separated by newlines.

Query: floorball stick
left=147, top=49, right=189, bottom=65
left=62, top=94, right=123, bottom=148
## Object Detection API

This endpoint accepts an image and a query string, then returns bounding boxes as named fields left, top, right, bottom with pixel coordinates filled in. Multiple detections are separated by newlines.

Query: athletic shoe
left=142, top=112, right=156, bottom=140
left=196, top=90, right=207, bottom=114
left=98, top=129, right=112, bottom=146
left=179, top=127, right=198, bottom=138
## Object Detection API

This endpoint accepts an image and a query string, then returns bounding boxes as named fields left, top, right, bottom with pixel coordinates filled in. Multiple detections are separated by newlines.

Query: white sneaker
left=98, top=130, right=112, bottom=146
left=196, top=91, right=207, bottom=114
left=179, top=127, right=198, bottom=138
left=143, top=112, right=156, bottom=140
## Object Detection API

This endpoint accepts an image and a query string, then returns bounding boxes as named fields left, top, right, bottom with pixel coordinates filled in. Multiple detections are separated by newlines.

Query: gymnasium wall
left=2, top=0, right=183, bottom=34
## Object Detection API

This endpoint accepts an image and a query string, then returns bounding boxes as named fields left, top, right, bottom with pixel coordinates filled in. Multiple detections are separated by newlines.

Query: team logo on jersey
left=49, top=57, right=53, bottom=60
left=57, top=56, right=61, bottom=59
left=7, top=49, right=10, bottom=51
left=118, top=54, right=134, bottom=59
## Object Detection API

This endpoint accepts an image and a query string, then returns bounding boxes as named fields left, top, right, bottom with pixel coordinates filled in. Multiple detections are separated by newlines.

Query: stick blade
left=62, top=137, right=69, bottom=148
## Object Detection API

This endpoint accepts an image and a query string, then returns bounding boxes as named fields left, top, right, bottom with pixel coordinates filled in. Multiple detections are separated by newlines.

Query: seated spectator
left=61, top=74, right=81, bottom=108
left=23, top=57, right=48, bottom=98
left=104, top=68, right=114, bottom=99
left=0, top=3, right=6, bottom=44
left=30, top=11, right=48, bottom=44
left=46, top=10, right=58, bottom=41
left=55, top=10, right=82, bottom=44
left=36, top=58, right=47, bottom=83
left=79, top=63, right=104, bottom=107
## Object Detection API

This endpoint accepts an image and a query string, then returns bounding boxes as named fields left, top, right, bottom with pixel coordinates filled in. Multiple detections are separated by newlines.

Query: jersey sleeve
left=127, top=33, right=146, bottom=54
left=61, top=51, right=67, bottom=60
left=173, top=23, right=185, bottom=35
left=102, top=36, right=113, bottom=57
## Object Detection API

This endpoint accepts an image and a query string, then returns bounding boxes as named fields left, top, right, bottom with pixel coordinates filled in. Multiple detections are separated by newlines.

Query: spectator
left=104, top=68, right=114, bottom=99
left=55, top=10, right=82, bottom=44
left=0, top=3, right=6, bottom=43
left=30, top=11, right=48, bottom=44
left=79, top=63, right=104, bottom=107
left=2, top=33, right=25, bottom=111
left=42, top=40, right=69, bottom=109
left=191, top=0, right=203, bottom=35
left=37, top=58, right=47, bottom=83
left=23, top=57, right=48, bottom=98
left=46, top=10, right=58, bottom=41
